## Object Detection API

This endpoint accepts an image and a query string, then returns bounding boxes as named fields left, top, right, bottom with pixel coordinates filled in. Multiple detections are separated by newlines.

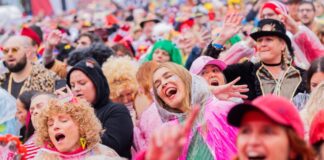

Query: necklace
left=8, top=74, right=25, bottom=96
left=262, top=61, right=281, bottom=66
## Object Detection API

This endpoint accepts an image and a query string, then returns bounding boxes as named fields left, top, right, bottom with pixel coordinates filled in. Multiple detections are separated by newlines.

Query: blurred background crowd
left=0, top=0, right=324, bottom=159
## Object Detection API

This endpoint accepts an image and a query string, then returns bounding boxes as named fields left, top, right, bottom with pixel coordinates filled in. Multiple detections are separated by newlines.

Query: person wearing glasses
left=298, top=1, right=318, bottom=33
left=0, top=35, right=59, bottom=98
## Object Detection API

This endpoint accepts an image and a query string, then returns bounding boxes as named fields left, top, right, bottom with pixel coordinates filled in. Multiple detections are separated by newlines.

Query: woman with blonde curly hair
left=102, top=56, right=139, bottom=123
left=33, top=98, right=123, bottom=159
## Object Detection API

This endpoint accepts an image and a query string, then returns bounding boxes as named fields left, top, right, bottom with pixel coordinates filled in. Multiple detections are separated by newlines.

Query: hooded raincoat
left=155, top=75, right=237, bottom=160
left=67, top=59, right=133, bottom=158
left=0, top=88, right=20, bottom=136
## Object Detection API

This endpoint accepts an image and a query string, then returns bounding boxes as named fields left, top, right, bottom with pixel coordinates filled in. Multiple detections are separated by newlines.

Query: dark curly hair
left=76, top=32, right=102, bottom=44
left=67, top=42, right=114, bottom=66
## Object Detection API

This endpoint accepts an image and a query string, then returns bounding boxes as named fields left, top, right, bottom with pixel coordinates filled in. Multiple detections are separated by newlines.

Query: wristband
left=212, top=43, right=225, bottom=50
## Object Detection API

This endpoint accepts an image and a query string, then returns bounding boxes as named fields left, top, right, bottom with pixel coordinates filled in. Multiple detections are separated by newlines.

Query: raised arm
left=43, top=30, right=62, bottom=65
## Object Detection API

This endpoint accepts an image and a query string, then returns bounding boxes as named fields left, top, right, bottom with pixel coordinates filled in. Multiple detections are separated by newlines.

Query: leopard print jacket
left=0, top=64, right=60, bottom=94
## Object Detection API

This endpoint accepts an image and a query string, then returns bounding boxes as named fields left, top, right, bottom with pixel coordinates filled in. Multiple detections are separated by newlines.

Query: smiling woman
left=33, top=98, right=123, bottom=159
left=206, top=19, right=307, bottom=101
left=227, top=95, right=315, bottom=160
left=152, top=62, right=237, bottom=159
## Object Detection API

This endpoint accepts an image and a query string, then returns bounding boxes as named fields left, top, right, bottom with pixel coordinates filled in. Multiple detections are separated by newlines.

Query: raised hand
left=214, top=12, right=243, bottom=45
left=276, top=8, right=299, bottom=34
left=197, top=27, right=212, bottom=49
left=145, top=107, right=199, bottom=160
left=211, top=77, right=249, bottom=100
left=46, top=30, right=63, bottom=48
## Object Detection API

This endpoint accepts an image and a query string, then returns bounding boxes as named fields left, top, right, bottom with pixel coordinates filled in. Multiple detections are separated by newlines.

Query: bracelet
left=212, top=43, right=225, bottom=51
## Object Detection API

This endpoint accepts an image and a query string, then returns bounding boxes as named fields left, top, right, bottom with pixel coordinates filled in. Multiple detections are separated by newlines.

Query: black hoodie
left=67, top=59, right=133, bottom=158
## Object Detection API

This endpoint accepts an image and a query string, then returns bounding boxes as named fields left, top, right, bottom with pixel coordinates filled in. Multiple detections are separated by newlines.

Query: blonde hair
left=152, top=62, right=192, bottom=112
left=34, top=98, right=102, bottom=149
left=102, top=56, right=139, bottom=101
left=300, top=82, right=324, bottom=127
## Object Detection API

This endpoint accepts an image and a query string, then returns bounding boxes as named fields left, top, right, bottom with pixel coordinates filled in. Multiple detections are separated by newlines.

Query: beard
left=4, top=55, right=27, bottom=73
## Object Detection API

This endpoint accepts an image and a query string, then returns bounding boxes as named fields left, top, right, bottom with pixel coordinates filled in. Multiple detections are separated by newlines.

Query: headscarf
left=143, top=40, right=183, bottom=65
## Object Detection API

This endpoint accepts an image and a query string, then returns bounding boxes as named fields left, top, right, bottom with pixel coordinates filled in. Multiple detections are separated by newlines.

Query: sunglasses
left=2, top=47, right=20, bottom=55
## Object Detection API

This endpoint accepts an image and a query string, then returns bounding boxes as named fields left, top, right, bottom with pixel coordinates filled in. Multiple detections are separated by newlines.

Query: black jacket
left=67, top=59, right=133, bottom=158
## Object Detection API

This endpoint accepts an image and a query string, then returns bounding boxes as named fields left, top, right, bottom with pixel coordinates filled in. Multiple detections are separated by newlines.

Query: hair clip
left=64, top=44, right=71, bottom=50
left=85, top=59, right=96, bottom=68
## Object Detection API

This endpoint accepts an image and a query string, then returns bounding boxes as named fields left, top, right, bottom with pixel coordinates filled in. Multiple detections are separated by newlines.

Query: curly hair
left=67, top=42, right=114, bottom=67
left=34, top=98, right=103, bottom=150
left=76, top=32, right=102, bottom=44
left=102, top=56, right=139, bottom=101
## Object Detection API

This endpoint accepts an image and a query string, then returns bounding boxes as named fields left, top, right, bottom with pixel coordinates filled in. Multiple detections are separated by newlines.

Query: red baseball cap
left=309, top=109, right=324, bottom=145
left=227, top=94, right=304, bottom=138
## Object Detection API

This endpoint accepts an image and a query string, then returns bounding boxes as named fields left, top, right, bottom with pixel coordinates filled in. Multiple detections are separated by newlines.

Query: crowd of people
left=0, top=0, right=324, bottom=159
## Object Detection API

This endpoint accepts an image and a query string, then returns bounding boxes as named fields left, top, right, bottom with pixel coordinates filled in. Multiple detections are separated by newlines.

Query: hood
left=67, top=58, right=110, bottom=108
left=155, top=74, right=212, bottom=122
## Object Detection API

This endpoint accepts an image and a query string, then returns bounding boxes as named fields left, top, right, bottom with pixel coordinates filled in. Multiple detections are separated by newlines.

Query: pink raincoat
left=154, top=75, right=238, bottom=160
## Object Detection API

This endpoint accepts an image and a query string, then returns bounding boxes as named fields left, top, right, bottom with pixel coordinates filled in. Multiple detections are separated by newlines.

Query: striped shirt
left=24, top=142, right=40, bottom=160
left=24, top=136, right=40, bottom=160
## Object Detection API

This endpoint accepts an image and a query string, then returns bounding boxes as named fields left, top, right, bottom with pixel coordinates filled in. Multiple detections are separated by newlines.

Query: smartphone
left=55, top=79, right=73, bottom=103
left=55, top=80, right=67, bottom=91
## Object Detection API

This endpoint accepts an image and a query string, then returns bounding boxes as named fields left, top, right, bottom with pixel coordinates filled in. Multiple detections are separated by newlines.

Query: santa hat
left=106, top=14, right=119, bottom=26
left=113, top=24, right=131, bottom=42
left=21, top=27, right=42, bottom=46
left=178, top=18, right=194, bottom=33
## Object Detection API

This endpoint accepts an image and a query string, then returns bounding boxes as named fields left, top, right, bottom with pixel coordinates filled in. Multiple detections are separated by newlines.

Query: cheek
left=236, top=135, right=247, bottom=154
left=48, top=127, right=55, bottom=141
left=164, top=55, right=170, bottom=60
left=266, top=136, right=290, bottom=157
left=216, top=74, right=226, bottom=84
left=68, top=124, right=80, bottom=140
left=89, top=84, right=97, bottom=97
left=202, top=74, right=209, bottom=81
left=21, top=111, right=27, bottom=119
left=157, top=87, right=164, bottom=98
